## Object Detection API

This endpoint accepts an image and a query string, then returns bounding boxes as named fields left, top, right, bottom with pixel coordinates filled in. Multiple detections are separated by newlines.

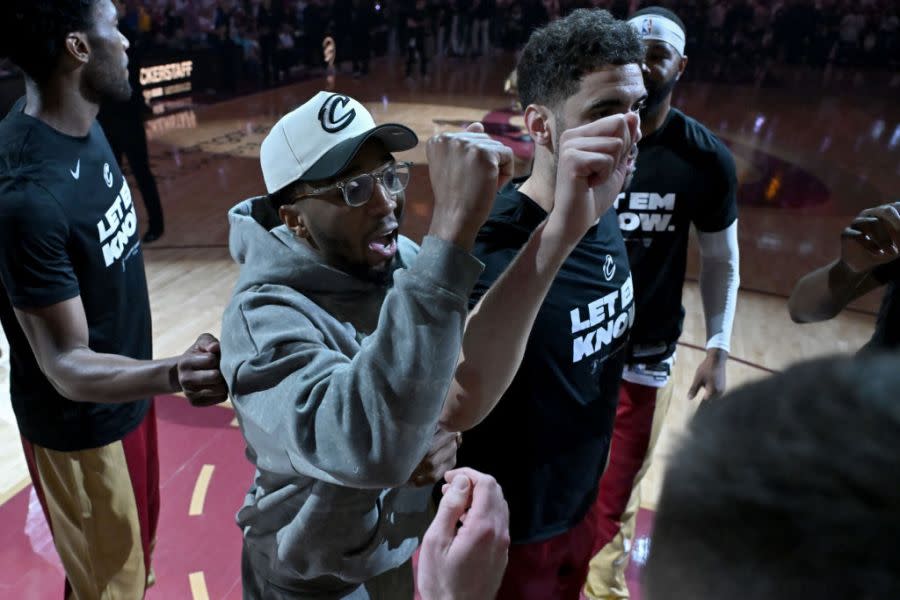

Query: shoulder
left=0, top=176, right=63, bottom=219
left=676, top=111, right=735, bottom=171
left=478, top=182, right=545, bottom=241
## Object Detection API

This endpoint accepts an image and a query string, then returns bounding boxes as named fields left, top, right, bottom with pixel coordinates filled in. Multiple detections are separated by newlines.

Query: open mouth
left=367, top=226, right=399, bottom=260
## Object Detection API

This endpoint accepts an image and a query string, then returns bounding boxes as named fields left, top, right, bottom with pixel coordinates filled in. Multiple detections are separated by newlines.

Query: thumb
left=466, top=121, right=485, bottom=133
left=688, top=372, right=702, bottom=400
left=196, top=334, right=221, bottom=355
left=428, top=476, right=471, bottom=545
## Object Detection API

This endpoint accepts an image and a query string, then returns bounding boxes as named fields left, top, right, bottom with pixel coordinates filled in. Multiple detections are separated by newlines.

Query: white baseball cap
left=260, top=91, right=418, bottom=194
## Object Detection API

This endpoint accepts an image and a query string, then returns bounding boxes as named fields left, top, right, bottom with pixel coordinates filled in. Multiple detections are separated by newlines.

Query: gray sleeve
left=228, top=236, right=482, bottom=489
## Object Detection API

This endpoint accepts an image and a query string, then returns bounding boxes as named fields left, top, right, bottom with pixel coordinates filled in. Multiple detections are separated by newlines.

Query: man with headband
left=584, top=7, right=740, bottom=599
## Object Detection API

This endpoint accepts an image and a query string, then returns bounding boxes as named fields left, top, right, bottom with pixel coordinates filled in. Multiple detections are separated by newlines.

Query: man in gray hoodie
left=221, top=74, right=637, bottom=595
left=220, top=91, right=514, bottom=598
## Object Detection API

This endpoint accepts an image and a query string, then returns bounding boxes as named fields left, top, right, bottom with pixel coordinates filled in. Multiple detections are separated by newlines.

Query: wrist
left=167, top=359, right=182, bottom=394
left=705, top=347, right=729, bottom=365
left=427, top=220, right=478, bottom=253
left=835, top=257, right=874, bottom=278
left=541, top=214, right=581, bottom=255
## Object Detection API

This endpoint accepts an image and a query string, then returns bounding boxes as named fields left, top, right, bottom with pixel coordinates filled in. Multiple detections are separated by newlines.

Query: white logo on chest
left=103, top=163, right=114, bottom=188
left=96, top=180, right=139, bottom=267
left=603, top=254, right=616, bottom=281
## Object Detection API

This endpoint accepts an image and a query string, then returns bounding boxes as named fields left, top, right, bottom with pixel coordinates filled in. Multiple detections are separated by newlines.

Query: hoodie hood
left=228, top=196, right=374, bottom=295
left=228, top=197, right=419, bottom=329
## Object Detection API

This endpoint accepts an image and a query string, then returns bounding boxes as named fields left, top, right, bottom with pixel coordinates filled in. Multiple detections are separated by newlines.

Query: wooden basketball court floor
left=0, top=52, right=896, bottom=598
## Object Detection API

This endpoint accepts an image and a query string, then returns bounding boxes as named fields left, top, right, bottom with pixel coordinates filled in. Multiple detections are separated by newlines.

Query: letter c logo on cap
left=318, top=94, right=356, bottom=133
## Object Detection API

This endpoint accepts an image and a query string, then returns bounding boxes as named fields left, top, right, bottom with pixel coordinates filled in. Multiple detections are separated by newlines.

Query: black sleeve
left=872, top=258, right=900, bottom=285
left=468, top=220, right=526, bottom=310
left=0, top=181, right=80, bottom=309
left=692, top=143, right=739, bottom=233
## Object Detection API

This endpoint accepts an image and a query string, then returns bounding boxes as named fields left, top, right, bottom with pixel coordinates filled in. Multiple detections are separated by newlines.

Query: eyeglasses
left=303, top=161, right=412, bottom=208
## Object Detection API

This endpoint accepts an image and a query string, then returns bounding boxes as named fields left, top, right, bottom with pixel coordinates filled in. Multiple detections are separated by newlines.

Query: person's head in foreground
left=1, top=0, right=132, bottom=104
left=263, top=91, right=418, bottom=284
left=516, top=8, right=647, bottom=189
left=646, top=354, right=900, bottom=600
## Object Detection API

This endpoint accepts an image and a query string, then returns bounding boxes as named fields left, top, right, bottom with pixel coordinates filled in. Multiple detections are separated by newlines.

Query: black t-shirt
left=867, top=259, right=900, bottom=350
left=616, top=108, right=737, bottom=359
left=455, top=183, right=633, bottom=543
left=0, top=99, right=152, bottom=451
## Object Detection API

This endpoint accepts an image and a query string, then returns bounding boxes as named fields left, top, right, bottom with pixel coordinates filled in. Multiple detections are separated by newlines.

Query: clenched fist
left=177, top=333, right=229, bottom=407
left=426, top=122, right=515, bottom=250
left=548, top=113, right=640, bottom=243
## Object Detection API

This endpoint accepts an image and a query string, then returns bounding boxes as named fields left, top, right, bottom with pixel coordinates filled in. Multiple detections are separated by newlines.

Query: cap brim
left=300, top=123, right=419, bottom=182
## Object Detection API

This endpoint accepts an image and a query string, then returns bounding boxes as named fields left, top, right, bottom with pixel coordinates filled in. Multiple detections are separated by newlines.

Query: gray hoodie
left=220, top=197, right=483, bottom=595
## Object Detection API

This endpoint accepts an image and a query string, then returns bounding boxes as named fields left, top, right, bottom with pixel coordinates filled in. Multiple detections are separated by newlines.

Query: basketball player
left=789, top=201, right=900, bottom=349
left=97, top=5, right=165, bottom=243
left=0, top=1, right=228, bottom=597
left=645, top=354, right=900, bottom=600
left=443, top=10, right=646, bottom=599
left=584, top=7, right=740, bottom=599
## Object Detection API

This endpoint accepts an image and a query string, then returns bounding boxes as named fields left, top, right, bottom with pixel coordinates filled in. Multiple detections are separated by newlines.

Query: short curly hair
left=0, top=0, right=97, bottom=83
left=517, top=9, right=644, bottom=110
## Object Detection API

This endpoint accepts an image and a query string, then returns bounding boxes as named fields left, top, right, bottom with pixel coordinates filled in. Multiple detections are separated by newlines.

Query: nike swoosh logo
left=70, top=160, right=80, bottom=180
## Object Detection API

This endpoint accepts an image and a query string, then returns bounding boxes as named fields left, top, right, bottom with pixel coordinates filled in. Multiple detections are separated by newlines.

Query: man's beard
left=81, top=42, right=132, bottom=103
left=346, top=255, right=402, bottom=286
left=642, top=73, right=678, bottom=119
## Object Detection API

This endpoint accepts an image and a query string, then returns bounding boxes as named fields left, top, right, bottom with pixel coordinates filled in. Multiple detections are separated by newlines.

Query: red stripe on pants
left=592, top=380, right=658, bottom=554
left=122, top=401, right=160, bottom=573
left=20, top=401, right=160, bottom=598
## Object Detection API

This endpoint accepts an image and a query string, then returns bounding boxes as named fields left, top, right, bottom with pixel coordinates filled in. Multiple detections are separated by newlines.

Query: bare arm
left=440, top=222, right=574, bottom=431
left=15, top=296, right=227, bottom=405
left=789, top=203, right=900, bottom=323
left=788, top=259, right=880, bottom=323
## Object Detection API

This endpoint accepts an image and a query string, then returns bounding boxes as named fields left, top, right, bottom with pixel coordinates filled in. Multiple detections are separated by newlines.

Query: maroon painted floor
left=0, top=398, right=253, bottom=599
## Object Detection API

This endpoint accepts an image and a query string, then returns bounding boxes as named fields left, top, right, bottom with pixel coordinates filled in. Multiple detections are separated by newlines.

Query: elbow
left=787, top=294, right=835, bottom=324
left=787, top=298, right=806, bottom=324
left=349, top=457, right=421, bottom=489
left=41, top=362, right=91, bottom=404
left=440, top=386, right=488, bottom=433
left=439, top=407, right=482, bottom=433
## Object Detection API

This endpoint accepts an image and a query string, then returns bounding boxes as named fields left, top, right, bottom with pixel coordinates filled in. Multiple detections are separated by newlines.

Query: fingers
left=561, top=114, right=631, bottom=153
left=624, top=111, right=641, bottom=146
left=465, top=121, right=485, bottom=133
left=186, top=389, right=229, bottom=407
left=494, top=143, right=515, bottom=190
left=856, top=214, right=900, bottom=250
left=560, top=147, right=617, bottom=184
left=445, top=469, right=506, bottom=522
left=410, top=429, right=460, bottom=485
left=194, top=333, right=221, bottom=355
left=842, top=226, right=881, bottom=251
left=688, top=371, right=703, bottom=400
left=423, top=475, right=472, bottom=550
left=180, top=369, right=227, bottom=392
left=858, top=204, right=900, bottom=245
left=179, top=351, right=219, bottom=371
